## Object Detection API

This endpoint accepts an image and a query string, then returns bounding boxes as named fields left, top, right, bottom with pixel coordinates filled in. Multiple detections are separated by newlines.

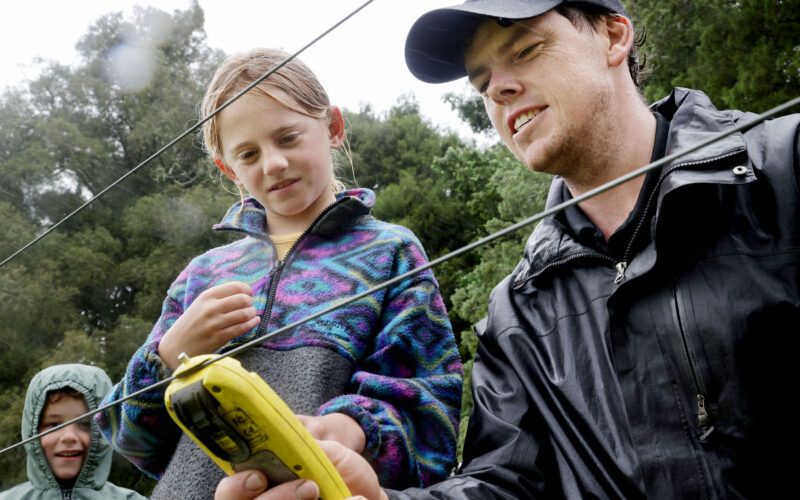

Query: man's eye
left=517, top=44, right=537, bottom=60
left=478, top=80, right=490, bottom=95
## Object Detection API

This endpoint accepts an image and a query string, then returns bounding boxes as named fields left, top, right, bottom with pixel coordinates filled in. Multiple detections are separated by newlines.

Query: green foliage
left=0, top=3, right=224, bottom=492
left=0, top=386, right=27, bottom=487
left=346, top=96, right=463, bottom=190
left=627, top=0, right=800, bottom=110
left=443, top=91, right=494, bottom=135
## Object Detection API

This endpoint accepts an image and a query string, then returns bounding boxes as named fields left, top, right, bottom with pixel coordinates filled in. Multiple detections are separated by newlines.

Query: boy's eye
left=39, top=421, right=60, bottom=431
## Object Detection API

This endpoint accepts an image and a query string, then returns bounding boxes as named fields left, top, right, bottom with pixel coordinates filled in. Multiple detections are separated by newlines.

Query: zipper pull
left=614, top=261, right=628, bottom=284
left=696, top=394, right=715, bottom=441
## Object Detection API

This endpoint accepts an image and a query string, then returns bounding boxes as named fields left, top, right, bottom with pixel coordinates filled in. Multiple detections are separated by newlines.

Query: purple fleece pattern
left=95, top=188, right=462, bottom=489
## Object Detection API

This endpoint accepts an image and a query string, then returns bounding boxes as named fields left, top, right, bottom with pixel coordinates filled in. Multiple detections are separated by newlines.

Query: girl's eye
left=238, top=150, right=257, bottom=162
left=280, top=132, right=299, bottom=145
left=478, top=79, right=490, bottom=95
left=39, top=421, right=59, bottom=430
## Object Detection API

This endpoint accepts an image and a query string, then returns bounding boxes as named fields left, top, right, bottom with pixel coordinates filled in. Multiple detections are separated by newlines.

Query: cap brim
left=405, top=0, right=562, bottom=83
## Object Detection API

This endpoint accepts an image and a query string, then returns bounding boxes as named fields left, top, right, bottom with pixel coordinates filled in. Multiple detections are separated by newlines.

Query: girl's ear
left=215, top=158, right=239, bottom=182
left=328, top=106, right=345, bottom=148
left=604, top=14, right=634, bottom=69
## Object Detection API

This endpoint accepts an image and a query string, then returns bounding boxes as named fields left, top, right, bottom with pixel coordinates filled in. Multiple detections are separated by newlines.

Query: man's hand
left=296, top=414, right=366, bottom=454
left=215, top=470, right=321, bottom=500
left=158, top=281, right=260, bottom=369
left=214, top=441, right=387, bottom=500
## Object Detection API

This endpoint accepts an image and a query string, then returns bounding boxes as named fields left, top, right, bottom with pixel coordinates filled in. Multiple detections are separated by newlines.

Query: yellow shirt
left=270, top=231, right=303, bottom=260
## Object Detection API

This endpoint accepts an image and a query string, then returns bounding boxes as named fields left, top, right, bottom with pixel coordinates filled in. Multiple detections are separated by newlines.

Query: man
left=217, top=0, right=800, bottom=498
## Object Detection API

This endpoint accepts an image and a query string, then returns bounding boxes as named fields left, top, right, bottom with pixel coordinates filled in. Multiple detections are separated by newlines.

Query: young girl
left=95, top=48, right=462, bottom=498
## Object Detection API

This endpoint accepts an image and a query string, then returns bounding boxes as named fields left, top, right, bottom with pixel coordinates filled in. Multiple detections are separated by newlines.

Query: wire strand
left=0, top=0, right=375, bottom=270
left=3, top=94, right=798, bottom=456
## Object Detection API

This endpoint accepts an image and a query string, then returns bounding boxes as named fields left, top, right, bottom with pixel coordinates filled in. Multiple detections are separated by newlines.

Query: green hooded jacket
left=0, top=364, right=146, bottom=499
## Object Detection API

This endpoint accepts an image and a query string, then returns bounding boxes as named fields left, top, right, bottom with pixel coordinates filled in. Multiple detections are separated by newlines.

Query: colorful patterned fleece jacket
left=95, top=188, right=462, bottom=495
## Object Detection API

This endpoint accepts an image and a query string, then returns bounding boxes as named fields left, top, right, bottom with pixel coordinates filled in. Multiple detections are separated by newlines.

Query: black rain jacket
left=390, top=88, right=800, bottom=499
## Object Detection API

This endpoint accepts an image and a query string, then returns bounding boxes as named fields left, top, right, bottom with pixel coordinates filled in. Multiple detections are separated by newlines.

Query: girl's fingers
left=213, top=315, right=261, bottom=343
left=214, top=293, right=255, bottom=313
left=215, top=306, right=258, bottom=329
left=205, top=280, right=254, bottom=298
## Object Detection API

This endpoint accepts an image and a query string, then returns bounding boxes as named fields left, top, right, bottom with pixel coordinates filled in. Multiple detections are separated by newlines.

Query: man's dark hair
left=555, top=2, right=649, bottom=89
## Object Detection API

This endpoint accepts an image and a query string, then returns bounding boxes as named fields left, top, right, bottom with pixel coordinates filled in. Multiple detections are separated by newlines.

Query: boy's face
left=38, top=395, right=91, bottom=482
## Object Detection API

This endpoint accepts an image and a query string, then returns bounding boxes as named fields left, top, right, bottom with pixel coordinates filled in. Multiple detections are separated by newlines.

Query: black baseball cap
left=405, top=0, right=628, bottom=83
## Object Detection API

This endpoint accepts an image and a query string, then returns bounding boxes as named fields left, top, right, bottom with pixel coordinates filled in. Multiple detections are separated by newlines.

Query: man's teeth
left=58, top=452, right=81, bottom=457
left=514, top=111, right=537, bottom=132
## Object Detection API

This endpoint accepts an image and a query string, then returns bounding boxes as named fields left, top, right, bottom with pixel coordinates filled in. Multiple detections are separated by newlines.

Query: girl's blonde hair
left=201, top=48, right=347, bottom=192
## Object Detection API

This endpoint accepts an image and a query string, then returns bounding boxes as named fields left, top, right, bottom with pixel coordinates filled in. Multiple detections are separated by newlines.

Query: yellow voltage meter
left=164, top=353, right=351, bottom=500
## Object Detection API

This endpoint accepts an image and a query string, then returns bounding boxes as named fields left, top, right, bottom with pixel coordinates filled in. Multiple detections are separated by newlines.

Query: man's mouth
left=269, top=179, right=297, bottom=192
left=513, top=110, right=538, bottom=134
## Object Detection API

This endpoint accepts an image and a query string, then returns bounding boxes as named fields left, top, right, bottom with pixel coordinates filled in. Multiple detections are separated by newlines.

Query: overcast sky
left=2, top=0, right=485, bottom=140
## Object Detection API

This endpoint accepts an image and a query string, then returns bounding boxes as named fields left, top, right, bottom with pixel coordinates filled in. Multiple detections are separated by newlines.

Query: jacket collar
left=213, top=188, right=375, bottom=239
left=517, top=88, right=751, bottom=285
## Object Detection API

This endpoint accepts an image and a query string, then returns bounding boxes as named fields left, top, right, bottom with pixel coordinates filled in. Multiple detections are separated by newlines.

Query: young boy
left=0, top=364, right=145, bottom=499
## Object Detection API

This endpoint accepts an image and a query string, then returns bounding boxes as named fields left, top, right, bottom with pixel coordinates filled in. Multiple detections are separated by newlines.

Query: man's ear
left=328, top=106, right=346, bottom=148
left=214, top=158, right=239, bottom=182
left=604, top=14, right=634, bottom=68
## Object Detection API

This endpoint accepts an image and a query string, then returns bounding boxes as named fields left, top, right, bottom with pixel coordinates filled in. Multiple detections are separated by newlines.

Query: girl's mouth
left=269, top=179, right=298, bottom=192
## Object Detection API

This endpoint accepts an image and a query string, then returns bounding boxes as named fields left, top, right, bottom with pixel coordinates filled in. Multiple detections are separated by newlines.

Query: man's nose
left=486, top=66, right=523, bottom=104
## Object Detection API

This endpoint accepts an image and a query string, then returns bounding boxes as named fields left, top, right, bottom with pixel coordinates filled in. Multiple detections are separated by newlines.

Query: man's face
left=39, top=395, right=91, bottom=482
left=465, top=10, right=615, bottom=178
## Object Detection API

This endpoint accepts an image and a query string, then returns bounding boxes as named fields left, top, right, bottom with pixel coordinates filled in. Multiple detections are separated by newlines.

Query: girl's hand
left=158, top=281, right=260, bottom=370
left=296, top=414, right=366, bottom=455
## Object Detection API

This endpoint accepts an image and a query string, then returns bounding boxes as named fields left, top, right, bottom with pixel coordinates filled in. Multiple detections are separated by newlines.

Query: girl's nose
left=262, top=152, right=289, bottom=175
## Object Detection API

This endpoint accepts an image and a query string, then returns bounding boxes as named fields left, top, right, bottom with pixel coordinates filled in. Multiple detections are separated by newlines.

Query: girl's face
left=39, top=395, right=91, bottom=482
left=217, top=89, right=344, bottom=235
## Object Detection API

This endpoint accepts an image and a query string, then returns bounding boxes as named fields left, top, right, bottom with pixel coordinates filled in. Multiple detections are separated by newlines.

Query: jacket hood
left=213, top=188, right=375, bottom=238
left=21, top=364, right=113, bottom=493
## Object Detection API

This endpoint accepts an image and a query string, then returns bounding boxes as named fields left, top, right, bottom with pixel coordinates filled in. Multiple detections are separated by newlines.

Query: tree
left=0, top=3, right=224, bottom=492
left=448, top=149, right=551, bottom=460
left=346, top=96, right=463, bottom=190
left=629, top=0, right=800, bottom=110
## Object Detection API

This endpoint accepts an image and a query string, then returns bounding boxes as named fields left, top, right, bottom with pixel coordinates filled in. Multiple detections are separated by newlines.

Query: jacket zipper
left=515, top=250, right=617, bottom=289
left=671, top=282, right=715, bottom=440
left=252, top=199, right=346, bottom=338
left=614, top=149, right=746, bottom=284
